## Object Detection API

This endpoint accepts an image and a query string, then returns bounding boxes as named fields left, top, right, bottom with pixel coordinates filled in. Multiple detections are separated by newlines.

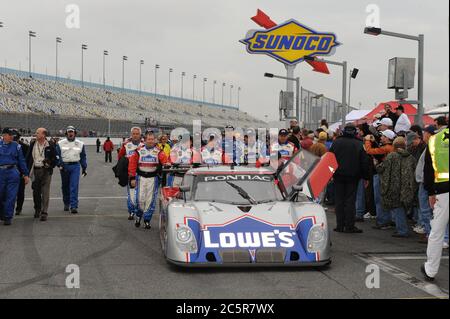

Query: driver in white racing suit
left=128, top=131, right=168, bottom=229
left=118, top=127, right=144, bottom=220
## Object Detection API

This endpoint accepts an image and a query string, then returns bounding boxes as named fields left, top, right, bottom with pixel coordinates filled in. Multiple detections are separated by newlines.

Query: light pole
left=202, top=78, right=207, bottom=104
left=0, top=22, right=3, bottom=70
left=139, top=60, right=144, bottom=95
left=305, top=56, right=347, bottom=126
left=364, top=27, right=425, bottom=126
left=348, top=68, right=359, bottom=109
left=81, top=44, right=87, bottom=87
left=55, top=37, right=62, bottom=81
left=28, top=31, right=37, bottom=77
left=222, top=82, right=226, bottom=106
left=309, top=94, right=324, bottom=127
left=192, top=75, right=197, bottom=100
left=229, top=85, right=234, bottom=107
left=122, top=56, right=127, bottom=90
left=168, top=68, right=173, bottom=98
left=181, top=71, right=186, bottom=99
left=213, top=80, right=217, bottom=104
left=264, top=73, right=300, bottom=122
left=103, top=50, right=108, bottom=89
left=154, top=64, right=160, bottom=95
left=237, top=87, right=241, bottom=109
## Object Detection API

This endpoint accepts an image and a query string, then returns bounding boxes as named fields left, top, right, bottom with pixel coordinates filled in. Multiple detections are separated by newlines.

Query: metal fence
left=300, top=87, right=356, bottom=129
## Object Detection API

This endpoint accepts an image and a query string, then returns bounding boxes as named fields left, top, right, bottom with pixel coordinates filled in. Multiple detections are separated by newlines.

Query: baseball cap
left=381, top=129, right=396, bottom=140
left=318, top=131, right=328, bottom=141
left=380, top=118, right=393, bottom=127
left=423, top=125, right=436, bottom=135
left=1, top=127, right=13, bottom=135
left=279, top=129, right=289, bottom=136
left=406, top=131, right=419, bottom=146
left=66, top=126, right=76, bottom=132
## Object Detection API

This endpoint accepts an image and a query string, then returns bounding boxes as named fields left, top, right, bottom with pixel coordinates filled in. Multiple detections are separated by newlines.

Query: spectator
left=329, top=123, right=369, bottom=233
left=301, top=130, right=314, bottom=150
left=394, top=105, right=411, bottom=134
left=103, top=137, right=114, bottom=163
left=288, top=126, right=301, bottom=150
left=320, top=119, right=329, bottom=132
left=96, top=138, right=101, bottom=153
left=434, top=116, right=448, bottom=130
left=415, top=126, right=436, bottom=243
left=376, top=137, right=417, bottom=238
left=365, top=129, right=396, bottom=229
left=381, top=104, right=399, bottom=127
left=158, top=134, right=171, bottom=158
left=289, top=119, right=298, bottom=131
left=310, top=132, right=328, bottom=157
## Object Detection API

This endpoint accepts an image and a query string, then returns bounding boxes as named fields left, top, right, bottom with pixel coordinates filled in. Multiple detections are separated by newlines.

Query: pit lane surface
left=0, top=147, right=448, bottom=299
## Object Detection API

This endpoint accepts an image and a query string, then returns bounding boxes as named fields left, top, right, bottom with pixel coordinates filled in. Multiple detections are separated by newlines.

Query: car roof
left=186, top=165, right=276, bottom=175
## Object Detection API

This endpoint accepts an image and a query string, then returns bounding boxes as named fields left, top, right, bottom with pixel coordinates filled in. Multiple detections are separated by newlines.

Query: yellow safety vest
left=429, top=128, right=449, bottom=183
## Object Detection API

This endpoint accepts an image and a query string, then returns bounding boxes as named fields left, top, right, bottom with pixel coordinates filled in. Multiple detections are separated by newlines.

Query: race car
left=158, top=149, right=338, bottom=267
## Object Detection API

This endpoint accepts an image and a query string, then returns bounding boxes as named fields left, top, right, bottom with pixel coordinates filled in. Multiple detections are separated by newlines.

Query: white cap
left=381, top=129, right=396, bottom=140
left=372, top=120, right=381, bottom=127
left=380, top=118, right=393, bottom=127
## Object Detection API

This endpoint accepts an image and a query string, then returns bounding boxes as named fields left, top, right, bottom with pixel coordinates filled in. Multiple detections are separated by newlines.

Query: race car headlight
left=176, top=226, right=198, bottom=253
left=176, top=227, right=192, bottom=243
left=307, top=225, right=327, bottom=253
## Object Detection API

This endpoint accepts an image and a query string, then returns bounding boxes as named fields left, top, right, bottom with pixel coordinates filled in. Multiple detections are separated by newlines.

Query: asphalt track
left=0, top=146, right=448, bottom=299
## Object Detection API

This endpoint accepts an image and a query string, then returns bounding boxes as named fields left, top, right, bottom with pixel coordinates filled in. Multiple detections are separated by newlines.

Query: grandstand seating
left=0, top=73, right=265, bottom=129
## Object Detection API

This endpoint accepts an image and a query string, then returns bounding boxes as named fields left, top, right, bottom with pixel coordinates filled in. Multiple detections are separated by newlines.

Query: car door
left=276, top=150, right=338, bottom=200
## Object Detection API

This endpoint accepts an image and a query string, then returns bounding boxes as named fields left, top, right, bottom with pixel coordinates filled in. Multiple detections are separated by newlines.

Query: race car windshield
left=194, top=175, right=282, bottom=205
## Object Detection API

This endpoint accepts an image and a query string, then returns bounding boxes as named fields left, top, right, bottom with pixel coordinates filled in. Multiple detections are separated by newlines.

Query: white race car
left=159, top=150, right=338, bottom=267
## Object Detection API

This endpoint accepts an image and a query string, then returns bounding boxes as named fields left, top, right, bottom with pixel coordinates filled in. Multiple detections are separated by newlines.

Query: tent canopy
left=364, top=101, right=435, bottom=126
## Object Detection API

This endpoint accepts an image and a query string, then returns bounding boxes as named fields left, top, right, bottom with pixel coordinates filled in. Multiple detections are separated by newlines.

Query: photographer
left=364, top=129, right=396, bottom=229
left=26, top=128, right=57, bottom=221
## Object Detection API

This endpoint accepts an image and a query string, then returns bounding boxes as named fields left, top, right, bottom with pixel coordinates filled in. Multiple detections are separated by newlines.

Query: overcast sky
left=0, top=0, right=448, bottom=121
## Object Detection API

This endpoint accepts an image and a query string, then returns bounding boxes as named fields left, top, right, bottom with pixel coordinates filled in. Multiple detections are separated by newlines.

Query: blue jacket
left=0, top=140, right=29, bottom=176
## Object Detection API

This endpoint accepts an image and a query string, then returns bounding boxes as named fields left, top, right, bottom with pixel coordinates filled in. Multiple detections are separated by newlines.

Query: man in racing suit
left=201, top=135, right=224, bottom=165
left=169, top=135, right=197, bottom=187
left=128, top=132, right=168, bottom=229
left=118, top=127, right=144, bottom=220
left=271, top=129, right=298, bottom=164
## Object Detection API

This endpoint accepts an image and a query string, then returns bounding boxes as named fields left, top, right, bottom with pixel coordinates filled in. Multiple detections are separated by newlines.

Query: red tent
left=363, top=101, right=435, bottom=126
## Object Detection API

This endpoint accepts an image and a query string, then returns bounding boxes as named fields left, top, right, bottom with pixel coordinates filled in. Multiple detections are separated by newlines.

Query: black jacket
left=26, top=140, right=57, bottom=175
left=112, top=156, right=129, bottom=187
left=330, top=135, right=369, bottom=182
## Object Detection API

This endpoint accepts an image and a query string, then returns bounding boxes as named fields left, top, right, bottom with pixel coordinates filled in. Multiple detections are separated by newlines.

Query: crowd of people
left=0, top=105, right=448, bottom=281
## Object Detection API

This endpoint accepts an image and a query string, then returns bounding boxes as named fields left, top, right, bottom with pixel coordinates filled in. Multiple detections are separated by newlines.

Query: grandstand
left=0, top=68, right=266, bottom=136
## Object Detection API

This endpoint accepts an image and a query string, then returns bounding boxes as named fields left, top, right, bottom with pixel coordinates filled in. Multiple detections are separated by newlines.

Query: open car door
left=276, top=150, right=338, bottom=200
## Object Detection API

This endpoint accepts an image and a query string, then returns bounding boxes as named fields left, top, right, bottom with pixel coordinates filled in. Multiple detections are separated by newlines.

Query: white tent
left=425, top=106, right=449, bottom=119
left=328, top=109, right=372, bottom=132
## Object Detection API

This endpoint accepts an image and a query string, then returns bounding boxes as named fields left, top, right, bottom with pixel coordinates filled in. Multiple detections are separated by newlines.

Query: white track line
left=25, top=196, right=127, bottom=200
left=381, top=256, right=449, bottom=261
left=356, top=253, right=449, bottom=299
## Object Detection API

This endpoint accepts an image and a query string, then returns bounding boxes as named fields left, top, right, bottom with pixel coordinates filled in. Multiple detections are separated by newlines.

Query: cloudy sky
left=0, top=0, right=448, bottom=121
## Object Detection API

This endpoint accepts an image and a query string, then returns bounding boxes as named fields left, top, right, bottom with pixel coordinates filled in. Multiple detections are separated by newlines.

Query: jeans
left=391, top=207, right=409, bottom=236
left=356, top=179, right=366, bottom=218
left=418, top=183, right=432, bottom=235
left=373, top=174, right=392, bottom=225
